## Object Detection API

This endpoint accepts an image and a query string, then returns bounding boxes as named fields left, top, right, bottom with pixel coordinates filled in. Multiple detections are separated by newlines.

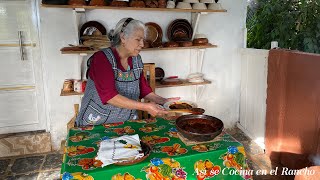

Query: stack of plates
left=145, top=22, right=163, bottom=47
left=167, top=19, right=193, bottom=42
left=187, top=73, right=204, bottom=83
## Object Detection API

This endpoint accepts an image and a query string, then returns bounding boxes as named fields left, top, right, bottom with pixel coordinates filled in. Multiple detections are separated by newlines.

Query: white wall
left=239, top=48, right=269, bottom=149
left=39, top=0, right=247, bottom=150
left=39, top=6, right=82, bottom=150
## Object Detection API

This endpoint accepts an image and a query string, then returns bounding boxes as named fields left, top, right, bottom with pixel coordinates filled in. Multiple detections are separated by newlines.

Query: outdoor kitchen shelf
left=42, top=4, right=227, bottom=13
left=60, top=44, right=217, bottom=55
left=60, top=90, right=83, bottom=96
left=60, top=80, right=211, bottom=96
left=156, top=79, right=211, bottom=88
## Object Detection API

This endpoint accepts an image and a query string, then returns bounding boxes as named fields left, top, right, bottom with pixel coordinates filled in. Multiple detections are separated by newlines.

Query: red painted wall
left=265, top=49, right=320, bottom=169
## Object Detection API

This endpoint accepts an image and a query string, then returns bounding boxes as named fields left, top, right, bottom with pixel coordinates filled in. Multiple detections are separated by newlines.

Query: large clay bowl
left=171, top=20, right=193, bottom=41
left=145, top=22, right=163, bottom=45
left=167, top=19, right=193, bottom=41
left=176, top=114, right=224, bottom=142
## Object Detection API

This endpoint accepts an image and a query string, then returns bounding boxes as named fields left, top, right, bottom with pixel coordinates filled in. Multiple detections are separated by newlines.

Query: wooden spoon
left=168, top=108, right=205, bottom=115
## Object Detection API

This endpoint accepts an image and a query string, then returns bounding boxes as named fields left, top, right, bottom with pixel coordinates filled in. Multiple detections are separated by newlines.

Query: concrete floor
left=0, top=127, right=294, bottom=180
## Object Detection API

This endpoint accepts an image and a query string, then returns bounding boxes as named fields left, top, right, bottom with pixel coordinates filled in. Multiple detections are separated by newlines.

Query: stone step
left=0, top=131, right=52, bottom=158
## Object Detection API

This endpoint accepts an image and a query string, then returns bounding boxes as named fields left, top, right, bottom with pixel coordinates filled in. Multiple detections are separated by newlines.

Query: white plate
left=163, top=100, right=197, bottom=110
left=187, top=78, right=205, bottom=83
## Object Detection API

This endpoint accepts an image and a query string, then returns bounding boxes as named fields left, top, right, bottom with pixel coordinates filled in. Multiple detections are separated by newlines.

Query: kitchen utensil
left=145, top=24, right=158, bottom=44
left=110, top=1, right=128, bottom=7
left=167, top=19, right=193, bottom=42
left=163, top=41, right=179, bottom=47
left=172, top=29, right=188, bottom=39
left=194, top=33, right=207, bottom=39
left=166, top=0, right=175, bottom=8
left=193, top=42, right=212, bottom=46
left=167, top=76, right=178, bottom=79
left=114, top=141, right=151, bottom=165
left=168, top=108, right=205, bottom=115
left=187, top=73, right=204, bottom=83
left=158, top=0, right=167, bottom=8
left=208, top=2, right=222, bottom=10
left=145, top=22, right=163, bottom=47
left=163, top=100, right=197, bottom=110
left=179, top=41, right=193, bottom=47
left=68, top=0, right=86, bottom=5
left=176, top=114, right=224, bottom=142
left=89, top=0, right=106, bottom=6
left=129, top=1, right=146, bottom=7
left=176, top=2, right=192, bottom=9
left=80, top=21, right=107, bottom=36
left=155, top=67, right=165, bottom=81
left=200, top=0, right=214, bottom=3
left=193, top=38, right=208, bottom=44
left=62, top=79, right=74, bottom=92
left=183, top=0, right=199, bottom=3
left=192, top=3, right=207, bottom=10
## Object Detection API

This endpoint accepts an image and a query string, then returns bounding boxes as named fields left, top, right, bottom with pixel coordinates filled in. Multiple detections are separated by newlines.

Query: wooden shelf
left=156, top=79, right=211, bottom=88
left=60, top=80, right=211, bottom=96
left=42, top=4, right=227, bottom=13
left=61, top=50, right=96, bottom=55
left=60, top=90, right=83, bottom=96
left=61, top=44, right=217, bottom=55
left=141, top=44, right=217, bottom=51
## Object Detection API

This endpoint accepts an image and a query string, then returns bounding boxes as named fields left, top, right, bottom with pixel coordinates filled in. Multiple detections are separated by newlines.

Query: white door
left=238, top=48, right=269, bottom=149
left=0, top=0, right=47, bottom=134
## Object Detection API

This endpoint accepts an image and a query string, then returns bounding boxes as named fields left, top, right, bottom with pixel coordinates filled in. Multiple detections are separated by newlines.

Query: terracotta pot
left=176, top=114, right=224, bottom=142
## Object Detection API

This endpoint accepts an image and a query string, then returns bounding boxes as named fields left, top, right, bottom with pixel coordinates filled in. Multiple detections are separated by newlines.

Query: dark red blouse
left=89, top=48, right=152, bottom=104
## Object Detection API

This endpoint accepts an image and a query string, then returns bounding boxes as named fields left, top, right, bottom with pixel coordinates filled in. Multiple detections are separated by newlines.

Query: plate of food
left=163, top=100, right=197, bottom=110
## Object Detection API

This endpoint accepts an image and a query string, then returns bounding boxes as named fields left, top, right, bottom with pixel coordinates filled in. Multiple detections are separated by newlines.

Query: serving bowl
left=163, top=100, right=197, bottom=110
left=208, top=2, right=222, bottom=10
left=176, top=2, right=192, bottom=9
left=176, top=114, right=224, bottom=142
left=192, top=3, right=207, bottom=10
left=194, top=33, right=207, bottom=39
left=200, top=0, right=214, bottom=3
left=183, top=0, right=199, bottom=3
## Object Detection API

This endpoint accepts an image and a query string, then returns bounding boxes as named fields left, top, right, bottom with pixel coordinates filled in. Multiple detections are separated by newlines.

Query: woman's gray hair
left=108, top=18, right=146, bottom=47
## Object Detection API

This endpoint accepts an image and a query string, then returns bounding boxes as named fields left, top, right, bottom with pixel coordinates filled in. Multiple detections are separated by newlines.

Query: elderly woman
left=76, top=18, right=178, bottom=126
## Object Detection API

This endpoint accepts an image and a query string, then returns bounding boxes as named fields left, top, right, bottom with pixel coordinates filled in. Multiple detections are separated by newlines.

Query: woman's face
left=121, top=28, right=144, bottom=57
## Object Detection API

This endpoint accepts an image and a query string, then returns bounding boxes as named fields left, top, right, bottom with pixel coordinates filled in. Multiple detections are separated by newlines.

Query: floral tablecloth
left=61, top=118, right=253, bottom=180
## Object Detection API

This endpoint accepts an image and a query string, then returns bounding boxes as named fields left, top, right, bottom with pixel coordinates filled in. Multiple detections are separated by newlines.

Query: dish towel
left=96, top=134, right=143, bottom=167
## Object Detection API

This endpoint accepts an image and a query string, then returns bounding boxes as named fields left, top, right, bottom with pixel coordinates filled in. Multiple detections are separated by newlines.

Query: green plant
left=247, top=0, right=320, bottom=53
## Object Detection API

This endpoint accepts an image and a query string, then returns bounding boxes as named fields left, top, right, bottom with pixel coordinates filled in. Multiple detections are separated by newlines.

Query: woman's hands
left=144, top=97, right=181, bottom=117
left=144, top=93, right=181, bottom=105
left=145, top=102, right=168, bottom=117
left=142, top=96, right=181, bottom=118
left=164, top=97, right=181, bottom=104
left=107, top=94, right=181, bottom=118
